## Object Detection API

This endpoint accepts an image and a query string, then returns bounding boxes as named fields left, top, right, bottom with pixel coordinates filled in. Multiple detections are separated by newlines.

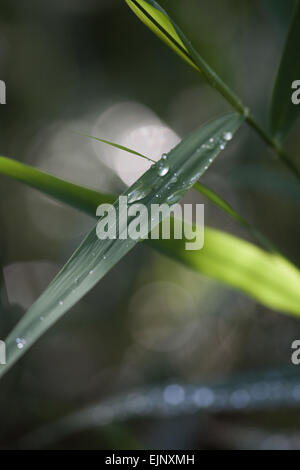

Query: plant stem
left=213, top=76, right=300, bottom=180
left=206, top=73, right=300, bottom=181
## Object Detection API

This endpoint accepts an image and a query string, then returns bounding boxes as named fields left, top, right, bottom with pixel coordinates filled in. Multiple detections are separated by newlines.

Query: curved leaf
left=125, top=0, right=198, bottom=71
left=150, top=223, right=300, bottom=316
left=77, top=133, right=155, bottom=164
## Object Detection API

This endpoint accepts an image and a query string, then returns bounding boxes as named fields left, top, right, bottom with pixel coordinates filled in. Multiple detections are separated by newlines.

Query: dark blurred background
left=1, top=0, right=300, bottom=450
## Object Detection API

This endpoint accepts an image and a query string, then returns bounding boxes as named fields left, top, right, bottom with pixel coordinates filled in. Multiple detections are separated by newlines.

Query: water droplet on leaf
left=158, top=163, right=169, bottom=177
left=223, top=132, right=233, bottom=141
left=16, top=337, right=26, bottom=349
left=127, top=183, right=151, bottom=204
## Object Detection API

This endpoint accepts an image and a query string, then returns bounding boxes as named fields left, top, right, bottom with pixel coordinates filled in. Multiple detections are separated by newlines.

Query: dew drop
left=205, top=138, right=217, bottom=150
left=89, top=270, right=94, bottom=275
left=219, top=142, right=226, bottom=150
left=166, top=190, right=185, bottom=205
left=158, top=163, right=169, bottom=177
left=162, top=153, right=168, bottom=160
left=223, top=131, right=233, bottom=142
left=16, top=337, right=26, bottom=349
left=59, top=300, right=64, bottom=306
left=127, top=183, right=151, bottom=204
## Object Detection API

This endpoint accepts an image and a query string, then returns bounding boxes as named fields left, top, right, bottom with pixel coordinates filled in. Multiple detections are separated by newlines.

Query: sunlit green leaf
left=125, top=0, right=198, bottom=71
left=150, top=223, right=300, bottom=316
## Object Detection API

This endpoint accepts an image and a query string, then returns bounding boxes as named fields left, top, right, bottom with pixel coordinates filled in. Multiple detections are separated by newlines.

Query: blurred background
left=0, top=0, right=300, bottom=450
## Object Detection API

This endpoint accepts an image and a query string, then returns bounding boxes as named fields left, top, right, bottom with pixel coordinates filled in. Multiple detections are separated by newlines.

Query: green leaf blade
left=125, top=0, right=198, bottom=71
left=193, top=182, right=246, bottom=226
left=151, top=224, right=300, bottom=316
left=0, top=156, right=115, bottom=216
left=78, top=133, right=155, bottom=163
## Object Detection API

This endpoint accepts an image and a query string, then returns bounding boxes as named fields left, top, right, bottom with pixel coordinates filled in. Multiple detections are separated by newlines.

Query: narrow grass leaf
left=125, top=0, right=198, bottom=71
left=193, top=183, right=278, bottom=253
left=150, top=223, right=300, bottom=316
left=77, top=133, right=155, bottom=163
left=193, top=182, right=246, bottom=226
left=0, top=156, right=115, bottom=215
